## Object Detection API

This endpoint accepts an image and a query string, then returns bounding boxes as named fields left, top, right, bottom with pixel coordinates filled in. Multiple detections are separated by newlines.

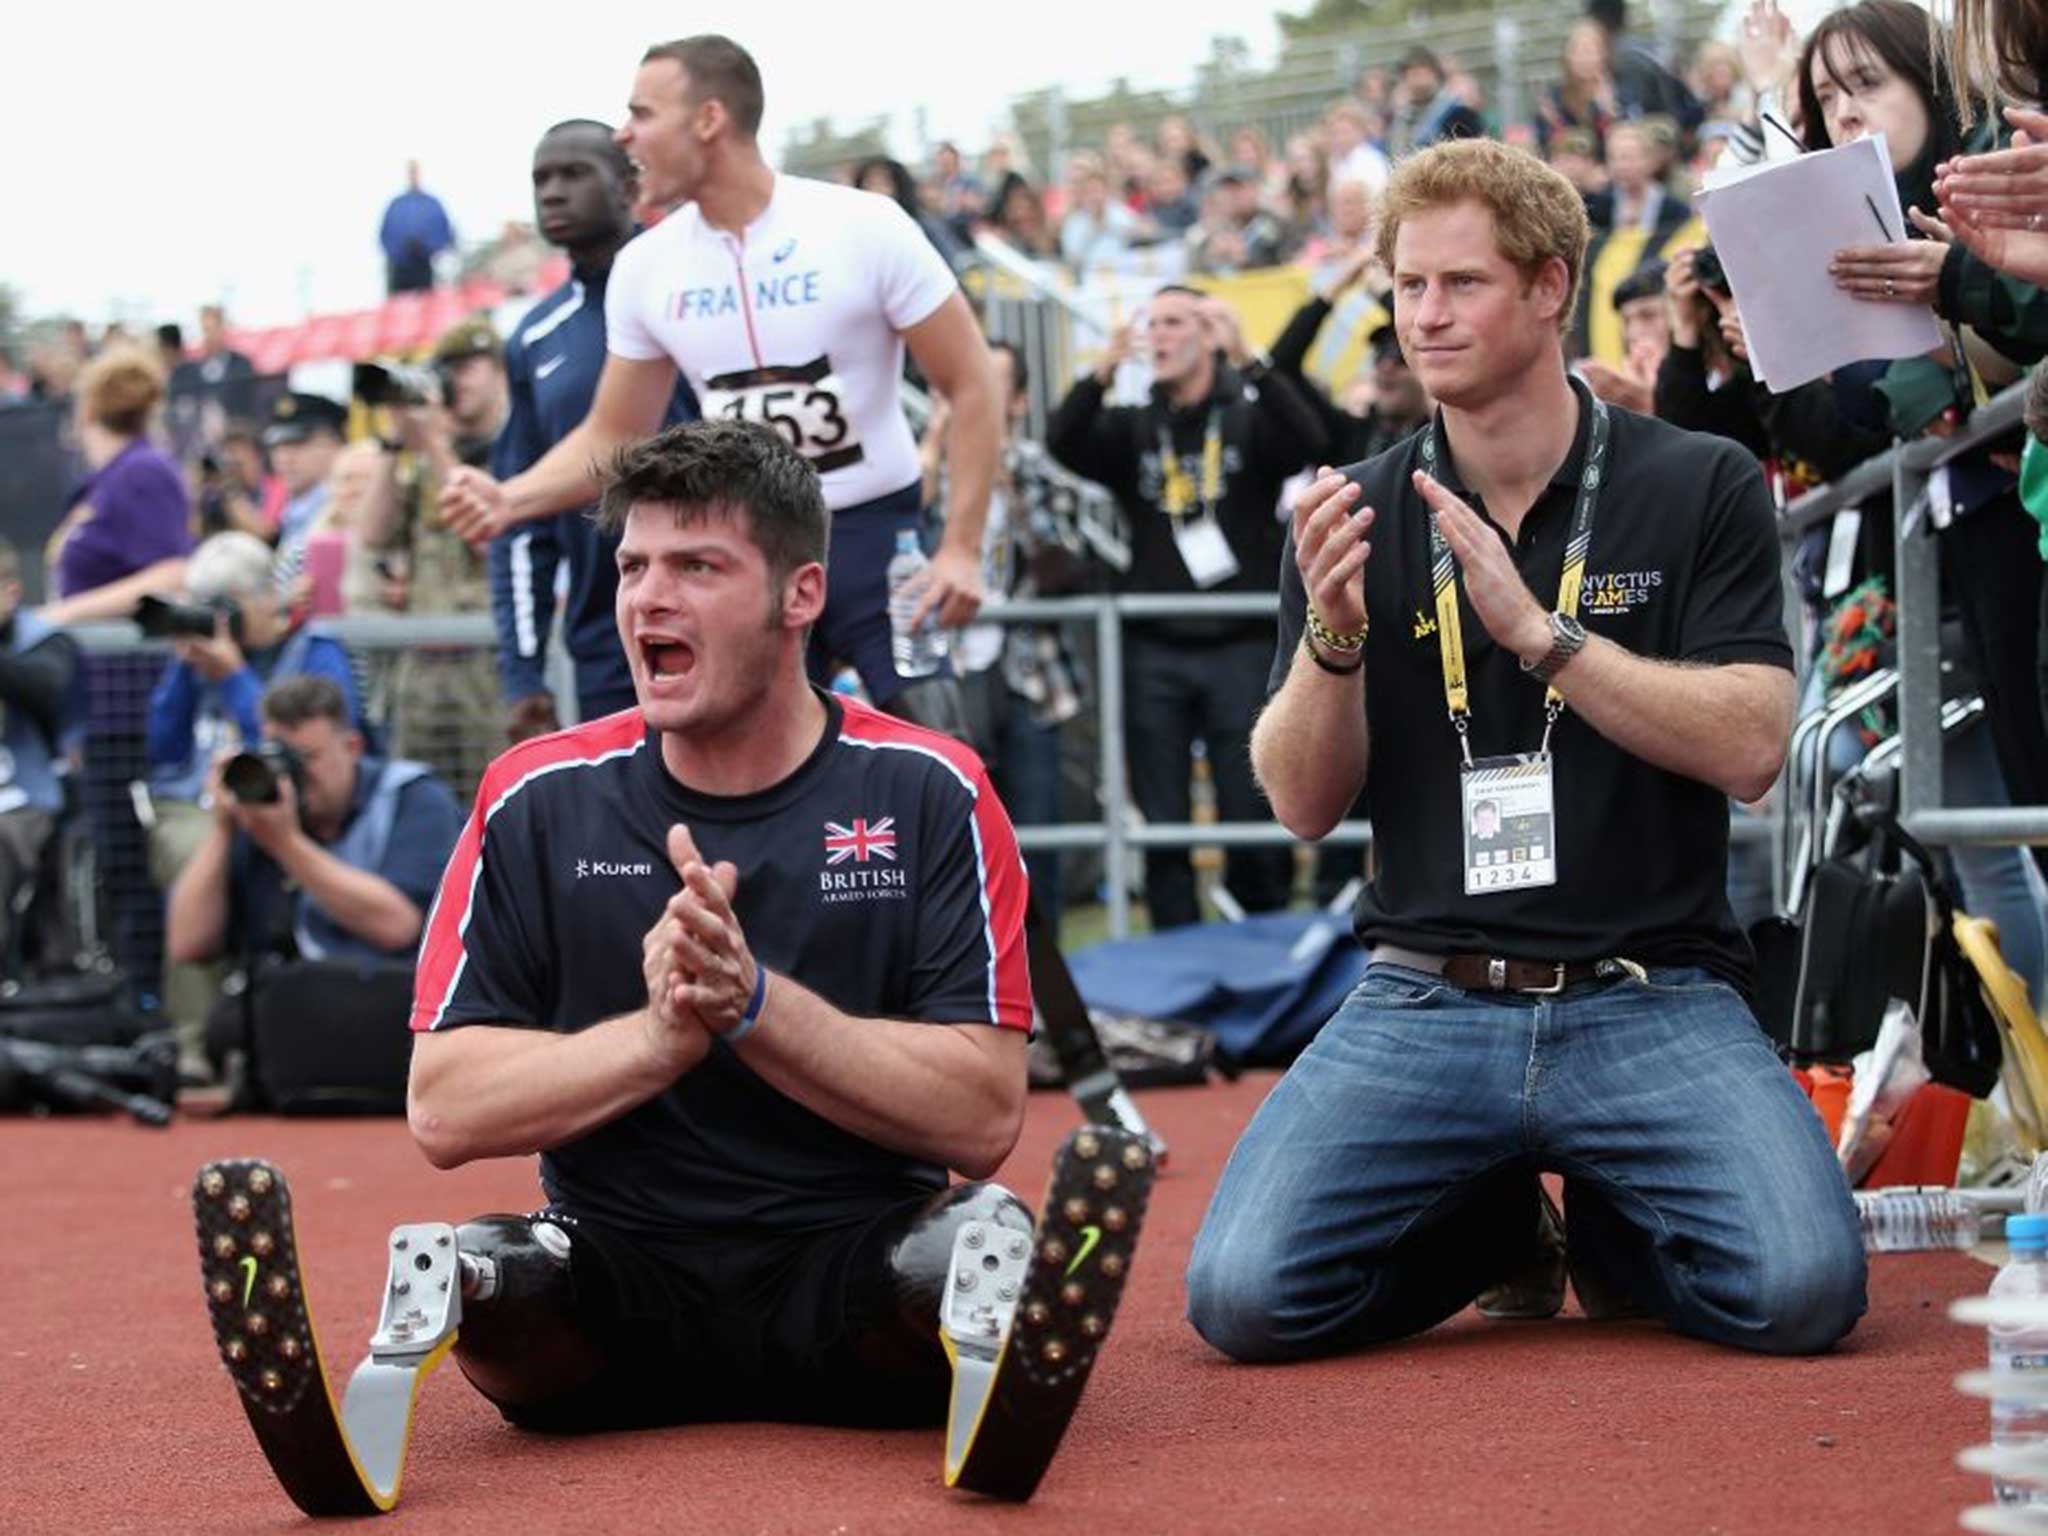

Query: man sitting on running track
left=407, top=418, right=1036, bottom=1429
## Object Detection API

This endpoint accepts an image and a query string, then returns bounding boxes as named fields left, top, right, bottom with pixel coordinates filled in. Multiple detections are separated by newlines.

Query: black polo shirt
left=410, top=695, right=1032, bottom=1238
left=1271, top=377, right=1792, bottom=987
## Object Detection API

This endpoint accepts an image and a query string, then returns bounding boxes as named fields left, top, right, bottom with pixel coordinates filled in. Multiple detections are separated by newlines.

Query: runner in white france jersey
left=606, top=174, right=951, bottom=511
left=441, top=33, right=1000, bottom=712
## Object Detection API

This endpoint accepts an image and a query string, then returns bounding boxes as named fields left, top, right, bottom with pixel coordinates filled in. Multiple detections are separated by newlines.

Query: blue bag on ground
left=1066, top=911, right=1366, bottom=1068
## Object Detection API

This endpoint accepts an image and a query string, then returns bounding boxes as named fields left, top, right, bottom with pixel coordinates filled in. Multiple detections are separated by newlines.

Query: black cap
left=1612, top=261, right=1667, bottom=310
left=1367, top=319, right=1405, bottom=360
left=263, top=391, right=349, bottom=446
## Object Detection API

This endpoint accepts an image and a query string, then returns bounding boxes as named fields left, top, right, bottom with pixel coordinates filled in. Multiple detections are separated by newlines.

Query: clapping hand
left=1291, top=467, right=1373, bottom=653
left=1930, top=109, right=2048, bottom=288
left=662, top=825, right=757, bottom=1038
left=1410, top=472, right=1551, bottom=664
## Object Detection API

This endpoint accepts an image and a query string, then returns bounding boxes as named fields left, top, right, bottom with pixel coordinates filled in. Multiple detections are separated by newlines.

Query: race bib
left=700, top=355, right=864, bottom=474
left=1173, top=514, right=1240, bottom=589
left=1462, top=752, right=1558, bottom=895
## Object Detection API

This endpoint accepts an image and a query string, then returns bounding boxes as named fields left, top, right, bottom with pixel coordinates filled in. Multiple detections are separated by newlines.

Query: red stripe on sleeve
left=409, top=711, right=645, bottom=1032
left=971, top=769, right=1034, bottom=1031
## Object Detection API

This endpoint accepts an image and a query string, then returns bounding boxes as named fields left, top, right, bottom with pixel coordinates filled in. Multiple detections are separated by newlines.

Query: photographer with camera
left=166, top=674, right=459, bottom=1104
left=350, top=318, right=507, bottom=801
left=142, top=532, right=365, bottom=1079
left=196, top=424, right=284, bottom=542
left=1649, top=246, right=1772, bottom=461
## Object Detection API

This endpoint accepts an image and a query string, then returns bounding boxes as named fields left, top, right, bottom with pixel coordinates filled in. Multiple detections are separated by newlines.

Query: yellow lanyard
left=1420, top=398, right=1609, bottom=764
left=1156, top=408, right=1225, bottom=520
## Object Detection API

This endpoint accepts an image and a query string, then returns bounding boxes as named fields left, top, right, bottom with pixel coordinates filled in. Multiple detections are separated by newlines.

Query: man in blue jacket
left=379, top=161, right=456, bottom=296
left=145, top=531, right=365, bottom=1078
left=490, top=119, right=696, bottom=740
left=166, top=675, right=459, bottom=1094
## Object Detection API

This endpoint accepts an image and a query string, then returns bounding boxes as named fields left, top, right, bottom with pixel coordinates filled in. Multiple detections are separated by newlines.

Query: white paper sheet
left=1697, top=135, right=1943, bottom=391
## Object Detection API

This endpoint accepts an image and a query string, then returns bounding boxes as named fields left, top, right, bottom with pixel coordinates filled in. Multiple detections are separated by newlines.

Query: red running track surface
left=1, top=1075, right=1994, bottom=1534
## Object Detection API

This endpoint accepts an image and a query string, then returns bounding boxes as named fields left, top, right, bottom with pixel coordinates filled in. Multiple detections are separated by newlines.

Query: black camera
left=353, top=358, right=445, bottom=409
left=1692, top=245, right=1732, bottom=297
left=220, top=740, right=304, bottom=806
left=135, top=594, right=244, bottom=646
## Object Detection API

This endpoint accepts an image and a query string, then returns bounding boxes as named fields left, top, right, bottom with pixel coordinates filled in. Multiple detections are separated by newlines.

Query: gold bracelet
left=1303, top=633, right=1364, bottom=675
left=1305, top=604, right=1368, bottom=653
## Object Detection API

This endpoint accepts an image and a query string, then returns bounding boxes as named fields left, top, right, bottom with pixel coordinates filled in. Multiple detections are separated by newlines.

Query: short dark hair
left=1153, top=282, right=1205, bottom=304
left=1612, top=260, right=1666, bottom=308
left=541, top=118, right=634, bottom=182
left=262, top=675, right=351, bottom=732
left=595, top=421, right=829, bottom=585
left=852, top=155, right=920, bottom=220
left=156, top=323, right=185, bottom=352
left=1400, top=45, right=1445, bottom=78
left=989, top=339, right=1028, bottom=398
left=643, top=35, right=764, bottom=140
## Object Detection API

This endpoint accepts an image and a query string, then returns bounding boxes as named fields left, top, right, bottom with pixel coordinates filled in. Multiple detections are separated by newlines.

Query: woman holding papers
left=1772, top=0, right=2048, bottom=964
left=1813, top=1, right=2048, bottom=351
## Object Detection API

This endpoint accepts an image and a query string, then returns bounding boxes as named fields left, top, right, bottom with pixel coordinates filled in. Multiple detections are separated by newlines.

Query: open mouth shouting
left=638, top=633, right=699, bottom=692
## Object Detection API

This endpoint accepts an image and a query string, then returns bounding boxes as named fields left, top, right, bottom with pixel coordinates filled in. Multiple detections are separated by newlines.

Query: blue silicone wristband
left=722, top=966, right=769, bottom=1046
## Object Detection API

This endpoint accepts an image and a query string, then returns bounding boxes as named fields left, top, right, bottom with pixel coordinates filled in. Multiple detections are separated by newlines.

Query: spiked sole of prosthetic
left=942, top=1125, right=1156, bottom=1501
left=192, top=1158, right=459, bottom=1517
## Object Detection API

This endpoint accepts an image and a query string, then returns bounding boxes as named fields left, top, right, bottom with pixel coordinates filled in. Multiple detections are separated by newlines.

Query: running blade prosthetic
left=192, top=1159, right=459, bottom=1516
left=941, top=1125, right=1157, bottom=1501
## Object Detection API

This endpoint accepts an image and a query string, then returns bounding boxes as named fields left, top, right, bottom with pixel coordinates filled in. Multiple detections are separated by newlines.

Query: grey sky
left=17, top=0, right=1839, bottom=331
left=13, top=1, right=1281, bottom=328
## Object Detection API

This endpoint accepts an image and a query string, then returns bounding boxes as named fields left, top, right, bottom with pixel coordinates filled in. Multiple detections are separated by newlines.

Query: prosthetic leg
left=192, top=1162, right=609, bottom=1516
left=191, top=1160, right=461, bottom=1516
left=196, top=1128, right=1155, bottom=1514
left=940, top=1125, right=1157, bottom=1500
left=883, top=678, right=1165, bottom=1162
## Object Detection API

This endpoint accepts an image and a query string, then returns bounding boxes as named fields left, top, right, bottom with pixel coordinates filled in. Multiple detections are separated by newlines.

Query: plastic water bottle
left=1853, top=1187, right=1977, bottom=1251
left=1989, top=1214, right=2048, bottom=1505
left=887, top=528, right=949, bottom=679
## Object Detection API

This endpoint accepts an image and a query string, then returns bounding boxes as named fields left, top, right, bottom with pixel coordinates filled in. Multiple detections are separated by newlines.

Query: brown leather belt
left=1370, top=943, right=1630, bottom=996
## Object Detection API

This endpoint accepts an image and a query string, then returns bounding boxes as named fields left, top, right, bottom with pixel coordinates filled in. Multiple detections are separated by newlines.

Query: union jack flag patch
left=824, top=817, right=897, bottom=865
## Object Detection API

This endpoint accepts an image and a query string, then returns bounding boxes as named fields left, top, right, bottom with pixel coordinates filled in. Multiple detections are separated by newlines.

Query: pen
left=1759, top=112, right=1805, bottom=154
left=1863, top=192, right=1896, bottom=242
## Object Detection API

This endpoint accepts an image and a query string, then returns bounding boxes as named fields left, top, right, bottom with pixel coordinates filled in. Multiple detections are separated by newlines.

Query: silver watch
left=1520, top=611, right=1587, bottom=684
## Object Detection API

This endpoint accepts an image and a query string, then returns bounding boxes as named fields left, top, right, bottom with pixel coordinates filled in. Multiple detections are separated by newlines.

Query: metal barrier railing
left=73, top=586, right=1792, bottom=946
left=72, top=393, right=2028, bottom=964
left=1777, top=379, right=2048, bottom=850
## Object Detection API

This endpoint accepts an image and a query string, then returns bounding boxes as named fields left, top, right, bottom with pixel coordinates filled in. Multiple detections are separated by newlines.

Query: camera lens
left=220, top=751, right=281, bottom=805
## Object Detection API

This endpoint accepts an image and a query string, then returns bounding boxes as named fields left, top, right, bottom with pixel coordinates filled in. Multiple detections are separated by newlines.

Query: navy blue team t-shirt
left=411, top=695, right=1032, bottom=1237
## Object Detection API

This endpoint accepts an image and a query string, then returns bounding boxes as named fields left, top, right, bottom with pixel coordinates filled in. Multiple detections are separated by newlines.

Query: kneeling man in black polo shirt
left=1185, top=139, right=1866, bottom=1359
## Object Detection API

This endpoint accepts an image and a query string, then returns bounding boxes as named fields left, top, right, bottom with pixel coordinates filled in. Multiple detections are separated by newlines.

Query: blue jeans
left=1185, top=965, right=1868, bottom=1360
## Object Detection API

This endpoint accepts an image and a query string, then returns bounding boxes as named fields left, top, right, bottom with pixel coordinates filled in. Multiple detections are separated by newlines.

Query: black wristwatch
left=1520, top=612, right=1587, bottom=684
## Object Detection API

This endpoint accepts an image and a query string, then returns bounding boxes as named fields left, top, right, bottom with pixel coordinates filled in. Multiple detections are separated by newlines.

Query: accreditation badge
left=1461, top=752, right=1558, bottom=895
left=1172, top=513, right=1241, bottom=589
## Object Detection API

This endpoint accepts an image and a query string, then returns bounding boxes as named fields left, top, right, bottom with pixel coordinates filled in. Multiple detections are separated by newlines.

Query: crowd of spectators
left=828, top=0, right=2048, bottom=973
left=849, top=4, right=1754, bottom=292
left=7, top=0, right=2048, bottom=1040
